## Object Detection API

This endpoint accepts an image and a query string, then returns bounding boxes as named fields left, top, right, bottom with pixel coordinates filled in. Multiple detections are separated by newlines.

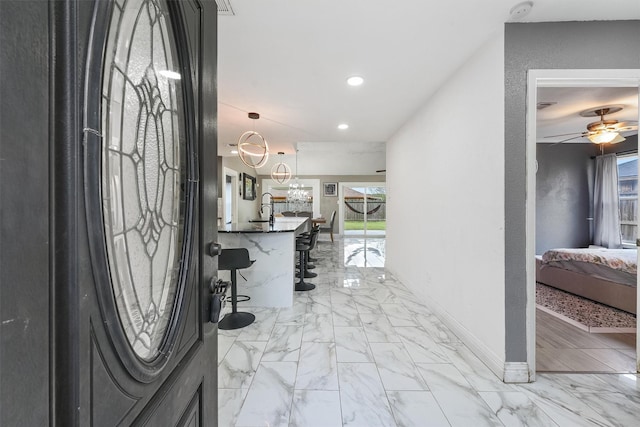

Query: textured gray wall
left=536, top=143, right=594, bottom=254
left=505, top=21, right=640, bottom=362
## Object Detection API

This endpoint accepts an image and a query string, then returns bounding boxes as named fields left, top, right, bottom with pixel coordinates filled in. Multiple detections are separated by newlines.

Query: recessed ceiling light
left=338, top=123, right=349, bottom=130
left=346, top=76, right=364, bottom=87
left=231, top=150, right=238, bottom=154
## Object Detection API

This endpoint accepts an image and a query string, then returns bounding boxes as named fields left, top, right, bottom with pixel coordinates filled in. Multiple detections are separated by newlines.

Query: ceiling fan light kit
left=582, top=106, right=629, bottom=144
left=587, top=131, right=624, bottom=144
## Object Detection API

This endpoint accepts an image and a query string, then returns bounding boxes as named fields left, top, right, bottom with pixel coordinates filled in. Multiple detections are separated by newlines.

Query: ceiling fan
left=545, top=105, right=638, bottom=145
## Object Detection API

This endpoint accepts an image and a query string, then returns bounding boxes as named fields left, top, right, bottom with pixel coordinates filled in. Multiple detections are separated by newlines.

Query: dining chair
left=320, top=210, right=336, bottom=242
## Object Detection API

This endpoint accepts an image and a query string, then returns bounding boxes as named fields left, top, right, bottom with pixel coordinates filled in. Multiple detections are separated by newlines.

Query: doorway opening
left=527, top=69, right=640, bottom=378
left=261, top=178, right=321, bottom=218
left=223, top=167, right=239, bottom=225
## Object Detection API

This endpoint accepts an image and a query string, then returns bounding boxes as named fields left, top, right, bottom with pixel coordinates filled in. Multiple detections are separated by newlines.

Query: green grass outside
left=344, top=220, right=386, bottom=231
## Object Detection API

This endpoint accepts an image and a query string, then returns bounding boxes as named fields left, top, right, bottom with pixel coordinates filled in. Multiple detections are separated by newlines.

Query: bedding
left=536, top=247, right=638, bottom=314
left=540, top=248, right=637, bottom=287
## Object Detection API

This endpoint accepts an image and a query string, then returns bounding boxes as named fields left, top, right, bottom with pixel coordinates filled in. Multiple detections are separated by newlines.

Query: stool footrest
left=234, top=294, right=250, bottom=303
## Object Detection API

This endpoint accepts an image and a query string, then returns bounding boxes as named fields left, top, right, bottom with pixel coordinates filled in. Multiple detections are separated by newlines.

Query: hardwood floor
left=536, top=308, right=637, bottom=373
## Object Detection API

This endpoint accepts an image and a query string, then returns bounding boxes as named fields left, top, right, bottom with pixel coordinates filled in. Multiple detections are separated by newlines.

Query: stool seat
left=296, top=235, right=316, bottom=267
left=295, top=240, right=317, bottom=276
left=219, top=248, right=254, bottom=270
left=218, top=248, right=255, bottom=330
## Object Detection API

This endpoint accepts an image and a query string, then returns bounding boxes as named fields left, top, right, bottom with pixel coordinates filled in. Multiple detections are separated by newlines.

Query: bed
left=535, top=247, right=637, bottom=314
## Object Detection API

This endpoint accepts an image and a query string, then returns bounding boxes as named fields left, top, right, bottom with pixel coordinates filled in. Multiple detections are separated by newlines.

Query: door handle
left=208, top=242, right=222, bottom=257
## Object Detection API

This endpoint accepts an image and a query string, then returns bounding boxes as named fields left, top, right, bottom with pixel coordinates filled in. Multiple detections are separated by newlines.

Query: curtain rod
left=591, top=149, right=638, bottom=159
left=614, top=149, right=638, bottom=156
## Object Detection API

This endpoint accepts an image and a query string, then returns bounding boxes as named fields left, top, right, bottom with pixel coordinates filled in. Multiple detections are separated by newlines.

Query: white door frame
left=222, top=167, right=239, bottom=225
left=526, top=69, right=640, bottom=379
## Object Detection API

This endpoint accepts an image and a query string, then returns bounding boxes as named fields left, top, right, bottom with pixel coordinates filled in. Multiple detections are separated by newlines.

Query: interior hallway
left=217, top=238, right=640, bottom=426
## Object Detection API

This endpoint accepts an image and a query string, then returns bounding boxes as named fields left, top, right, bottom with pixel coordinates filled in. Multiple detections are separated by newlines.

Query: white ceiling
left=217, top=0, right=640, bottom=171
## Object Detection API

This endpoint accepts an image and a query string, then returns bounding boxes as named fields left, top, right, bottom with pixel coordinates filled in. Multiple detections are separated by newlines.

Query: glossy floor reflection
left=218, top=237, right=640, bottom=427
left=343, top=237, right=385, bottom=267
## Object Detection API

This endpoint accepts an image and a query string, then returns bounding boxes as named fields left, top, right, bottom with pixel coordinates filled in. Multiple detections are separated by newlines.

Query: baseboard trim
left=388, top=267, right=510, bottom=382
left=431, top=300, right=506, bottom=381
left=503, top=362, right=531, bottom=383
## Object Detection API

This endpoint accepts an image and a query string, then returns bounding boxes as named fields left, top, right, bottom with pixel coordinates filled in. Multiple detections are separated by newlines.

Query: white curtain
left=593, top=154, right=622, bottom=248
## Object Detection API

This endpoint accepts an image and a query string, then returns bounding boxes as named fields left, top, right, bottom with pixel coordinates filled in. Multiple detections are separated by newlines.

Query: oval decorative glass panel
left=101, top=0, right=187, bottom=361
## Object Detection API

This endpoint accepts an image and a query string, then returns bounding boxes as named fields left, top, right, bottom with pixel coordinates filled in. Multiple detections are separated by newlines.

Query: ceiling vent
left=537, top=101, right=557, bottom=110
left=215, top=0, right=235, bottom=15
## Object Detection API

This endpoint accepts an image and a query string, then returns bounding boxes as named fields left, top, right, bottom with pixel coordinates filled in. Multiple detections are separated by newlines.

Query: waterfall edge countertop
left=217, top=216, right=309, bottom=307
left=218, top=217, right=308, bottom=233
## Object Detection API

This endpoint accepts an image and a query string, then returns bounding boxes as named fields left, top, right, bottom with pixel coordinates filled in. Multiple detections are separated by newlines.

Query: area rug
left=536, top=282, right=636, bottom=333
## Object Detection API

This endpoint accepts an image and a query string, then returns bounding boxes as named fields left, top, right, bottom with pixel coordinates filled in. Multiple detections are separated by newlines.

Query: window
left=101, top=0, right=189, bottom=361
left=617, top=154, right=637, bottom=246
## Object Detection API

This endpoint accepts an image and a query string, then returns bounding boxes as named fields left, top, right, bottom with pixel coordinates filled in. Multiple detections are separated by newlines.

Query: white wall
left=386, top=31, right=506, bottom=376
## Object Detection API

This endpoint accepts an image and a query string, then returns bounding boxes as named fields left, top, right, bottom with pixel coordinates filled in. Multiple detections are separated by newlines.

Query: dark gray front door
left=79, top=0, right=219, bottom=424
left=0, top=0, right=219, bottom=425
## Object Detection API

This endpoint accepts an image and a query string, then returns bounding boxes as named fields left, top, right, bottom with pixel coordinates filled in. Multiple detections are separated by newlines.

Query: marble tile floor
left=218, top=237, right=640, bottom=427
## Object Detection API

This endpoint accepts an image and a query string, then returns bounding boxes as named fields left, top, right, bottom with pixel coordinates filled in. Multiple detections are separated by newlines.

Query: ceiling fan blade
left=612, top=122, right=638, bottom=132
left=543, top=131, right=583, bottom=138
left=549, top=135, right=585, bottom=146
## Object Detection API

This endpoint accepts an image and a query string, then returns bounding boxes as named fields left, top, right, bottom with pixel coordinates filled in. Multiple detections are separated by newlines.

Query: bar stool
left=218, top=248, right=255, bottom=330
left=296, top=226, right=319, bottom=278
left=304, top=229, right=318, bottom=269
left=295, top=240, right=315, bottom=291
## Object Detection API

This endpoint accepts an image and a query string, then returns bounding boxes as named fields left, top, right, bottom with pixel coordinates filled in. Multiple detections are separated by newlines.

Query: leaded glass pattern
left=101, top=0, right=186, bottom=361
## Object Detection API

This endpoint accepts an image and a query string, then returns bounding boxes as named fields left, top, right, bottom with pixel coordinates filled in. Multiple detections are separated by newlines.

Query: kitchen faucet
left=260, top=192, right=275, bottom=225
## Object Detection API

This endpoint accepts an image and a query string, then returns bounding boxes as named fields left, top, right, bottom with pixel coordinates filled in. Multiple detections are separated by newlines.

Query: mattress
left=540, top=247, right=637, bottom=287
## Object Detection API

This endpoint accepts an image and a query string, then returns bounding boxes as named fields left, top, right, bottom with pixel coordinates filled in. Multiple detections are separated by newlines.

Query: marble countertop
left=218, top=217, right=308, bottom=233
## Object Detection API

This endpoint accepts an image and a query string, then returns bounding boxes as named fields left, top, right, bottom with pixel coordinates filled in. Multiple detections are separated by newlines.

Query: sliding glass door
left=340, top=184, right=386, bottom=237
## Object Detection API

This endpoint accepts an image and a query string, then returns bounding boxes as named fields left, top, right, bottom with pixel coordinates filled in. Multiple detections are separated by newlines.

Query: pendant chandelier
left=270, top=152, right=292, bottom=184
left=238, top=112, right=269, bottom=168
left=287, top=181, right=308, bottom=203
left=287, top=148, right=309, bottom=211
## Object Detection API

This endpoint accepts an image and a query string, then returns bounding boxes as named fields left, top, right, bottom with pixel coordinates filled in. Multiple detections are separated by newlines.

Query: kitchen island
left=217, top=217, right=309, bottom=307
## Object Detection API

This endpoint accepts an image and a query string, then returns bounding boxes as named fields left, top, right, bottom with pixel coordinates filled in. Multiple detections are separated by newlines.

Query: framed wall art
left=323, top=182, right=337, bottom=197
left=243, top=173, right=256, bottom=200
